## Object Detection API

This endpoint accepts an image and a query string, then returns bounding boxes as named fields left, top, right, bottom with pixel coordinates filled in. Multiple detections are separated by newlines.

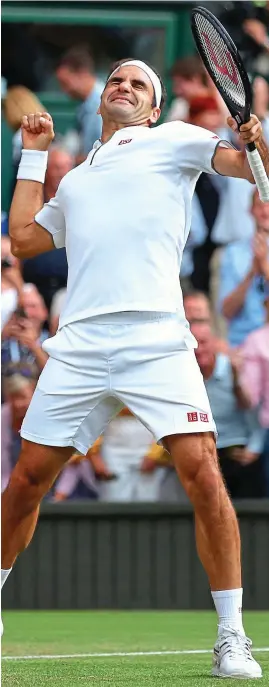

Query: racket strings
left=194, top=14, right=245, bottom=109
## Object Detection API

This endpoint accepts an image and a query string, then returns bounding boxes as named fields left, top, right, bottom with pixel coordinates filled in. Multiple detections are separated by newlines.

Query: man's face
left=22, top=291, right=47, bottom=329
left=56, top=65, right=82, bottom=99
left=191, top=322, right=215, bottom=370
left=99, top=65, right=160, bottom=126
left=172, top=75, right=203, bottom=100
left=184, top=295, right=211, bottom=323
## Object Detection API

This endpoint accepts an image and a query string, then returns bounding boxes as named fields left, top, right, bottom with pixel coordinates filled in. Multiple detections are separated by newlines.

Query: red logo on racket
left=202, top=32, right=238, bottom=85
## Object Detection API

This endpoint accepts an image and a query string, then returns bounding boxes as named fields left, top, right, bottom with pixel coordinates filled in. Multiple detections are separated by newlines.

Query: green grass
left=2, top=611, right=269, bottom=686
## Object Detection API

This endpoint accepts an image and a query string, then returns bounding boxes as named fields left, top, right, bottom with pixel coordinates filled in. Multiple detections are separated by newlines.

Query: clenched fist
left=21, top=112, right=55, bottom=151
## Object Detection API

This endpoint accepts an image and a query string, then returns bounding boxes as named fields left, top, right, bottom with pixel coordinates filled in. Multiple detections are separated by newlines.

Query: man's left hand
left=227, top=114, right=262, bottom=145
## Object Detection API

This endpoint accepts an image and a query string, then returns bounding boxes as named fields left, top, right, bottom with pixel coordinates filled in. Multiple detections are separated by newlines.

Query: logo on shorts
left=118, top=139, right=132, bottom=145
left=200, top=412, right=209, bottom=422
left=187, top=412, right=198, bottom=422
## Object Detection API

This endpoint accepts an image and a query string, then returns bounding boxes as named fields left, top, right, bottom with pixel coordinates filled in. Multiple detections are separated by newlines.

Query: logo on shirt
left=187, top=412, right=198, bottom=422
left=200, top=412, right=209, bottom=422
left=118, top=139, right=132, bottom=145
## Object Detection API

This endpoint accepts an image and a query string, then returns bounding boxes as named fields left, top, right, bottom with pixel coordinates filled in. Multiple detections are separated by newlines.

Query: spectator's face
left=8, top=381, right=36, bottom=422
left=22, top=291, right=47, bottom=328
left=191, top=110, right=223, bottom=133
left=172, top=75, right=203, bottom=100
left=252, top=194, right=269, bottom=232
left=56, top=65, right=84, bottom=99
left=100, top=66, right=160, bottom=126
left=46, top=150, right=73, bottom=196
left=191, top=322, right=215, bottom=369
left=184, top=295, right=211, bottom=323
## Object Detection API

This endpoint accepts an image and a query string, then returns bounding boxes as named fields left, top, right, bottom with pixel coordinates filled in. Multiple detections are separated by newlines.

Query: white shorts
left=21, top=312, right=216, bottom=455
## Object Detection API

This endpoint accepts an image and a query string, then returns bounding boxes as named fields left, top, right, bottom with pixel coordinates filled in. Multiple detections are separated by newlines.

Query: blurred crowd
left=1, top=7, right=269, bottom=502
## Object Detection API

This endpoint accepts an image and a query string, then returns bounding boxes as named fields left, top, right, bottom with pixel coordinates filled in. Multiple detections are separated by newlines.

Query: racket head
left=191, top=5, right=252, bottom=127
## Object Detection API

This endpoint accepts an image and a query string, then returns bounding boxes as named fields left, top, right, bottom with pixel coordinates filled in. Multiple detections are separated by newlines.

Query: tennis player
left=2, top=58, right=267, bottom=678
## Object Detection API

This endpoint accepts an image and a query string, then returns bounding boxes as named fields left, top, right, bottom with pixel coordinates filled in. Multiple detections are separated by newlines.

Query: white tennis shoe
left=212, top=626, right=262, bottom=679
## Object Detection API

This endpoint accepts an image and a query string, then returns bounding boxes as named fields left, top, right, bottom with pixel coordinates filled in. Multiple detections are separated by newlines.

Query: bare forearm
left=222, top=271, right=254, bottom=319
left=9, top=180, right=43, bottom=249
left=31, top=344, right=48, bottom=371
left=233, top=375, right=251, bottom=410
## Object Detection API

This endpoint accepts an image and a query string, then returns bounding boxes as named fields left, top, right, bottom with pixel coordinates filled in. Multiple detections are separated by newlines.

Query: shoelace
left=218, top=627, right=253, bottom=660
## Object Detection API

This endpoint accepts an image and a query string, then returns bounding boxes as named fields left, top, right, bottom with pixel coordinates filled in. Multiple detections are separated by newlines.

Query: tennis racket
left=191, top=5, right=269, bottom=202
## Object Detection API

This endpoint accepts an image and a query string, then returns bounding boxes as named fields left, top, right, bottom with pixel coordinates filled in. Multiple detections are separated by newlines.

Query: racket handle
left=246, top=147, right=269, bottom=202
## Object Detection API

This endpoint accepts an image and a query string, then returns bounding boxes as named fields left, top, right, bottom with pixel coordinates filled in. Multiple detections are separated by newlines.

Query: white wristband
left=17, top=149, right=48, bottom=184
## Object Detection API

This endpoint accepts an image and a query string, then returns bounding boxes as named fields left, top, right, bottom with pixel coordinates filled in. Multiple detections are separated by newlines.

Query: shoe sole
left=212, top=667, right=263, bottom=679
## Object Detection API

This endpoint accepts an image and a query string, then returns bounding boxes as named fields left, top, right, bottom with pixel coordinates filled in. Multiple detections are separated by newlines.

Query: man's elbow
left=10, top=237, right=34, bottom=259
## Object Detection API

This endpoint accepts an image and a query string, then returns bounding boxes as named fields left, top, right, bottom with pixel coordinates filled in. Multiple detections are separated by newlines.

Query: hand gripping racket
left=191, top=5, right=269, bottom=201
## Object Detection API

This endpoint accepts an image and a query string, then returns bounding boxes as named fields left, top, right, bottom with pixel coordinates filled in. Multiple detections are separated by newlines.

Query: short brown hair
left=58, top=45, right=94, bottom=73
left=170, top=55, right=206, bottom=83
left=106, top=57, right=167, bottom=113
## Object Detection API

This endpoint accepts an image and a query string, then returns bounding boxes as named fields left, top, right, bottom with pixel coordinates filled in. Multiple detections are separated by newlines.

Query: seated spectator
left=22, top=145, right=72, bottom=311
left=240, top=283, right=269, bottom=495
left=166, top=55, right=209, bottom=123
left=192, top=320, right=266, bottom=499
left=1, top=236, right=23, bottom=330
left=50, top=287, right=67, bottom=336
left=1, top=363, right=38, bottom=492
left=77, top=409, right=173, bottom=502
left=2, top=284, right=49, bottom=372
left=56, top=45, right=104, bottom=157
left=53, top=452, right=99, bottom=501
left=219, top=189, right=269, bottom=347
left=184, top=291, right=228, bottom=354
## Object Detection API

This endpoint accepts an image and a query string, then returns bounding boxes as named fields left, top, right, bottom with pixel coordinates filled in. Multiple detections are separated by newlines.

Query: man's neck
left=101, top=119, right=150, bottom=143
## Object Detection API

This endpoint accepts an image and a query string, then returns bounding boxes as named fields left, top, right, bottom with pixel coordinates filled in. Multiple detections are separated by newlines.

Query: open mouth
left=111, top=96, right=132, bottom=104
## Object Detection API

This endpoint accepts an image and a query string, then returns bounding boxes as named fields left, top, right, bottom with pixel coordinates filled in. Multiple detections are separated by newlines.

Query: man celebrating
left=2, top=58, right=267, bottom=679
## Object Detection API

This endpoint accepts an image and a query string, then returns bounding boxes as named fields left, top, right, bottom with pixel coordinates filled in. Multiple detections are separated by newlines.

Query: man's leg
left=2, top=439, right=73, bottom=572
left=164, top=431, right=262, bottom=679
left=164, top=432, right=241, bottom=591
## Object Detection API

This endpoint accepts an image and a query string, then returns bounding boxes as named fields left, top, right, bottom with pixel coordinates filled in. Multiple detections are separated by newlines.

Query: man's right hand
left=21, top=112, right=55, bottom=151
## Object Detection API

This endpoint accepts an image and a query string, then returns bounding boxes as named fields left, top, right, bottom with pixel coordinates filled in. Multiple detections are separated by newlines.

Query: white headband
left=108, top=60, right=162, bottom=108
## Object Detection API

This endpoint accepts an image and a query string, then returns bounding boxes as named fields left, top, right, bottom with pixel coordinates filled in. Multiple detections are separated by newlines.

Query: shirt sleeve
left=173, top=122, right=232, bottom=175
left=240, top=334, right=263, bottom=408
left=35, top=193, right=66, bottom=249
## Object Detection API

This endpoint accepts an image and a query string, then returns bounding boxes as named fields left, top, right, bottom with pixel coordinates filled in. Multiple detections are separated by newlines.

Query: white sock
left=1, top=568, right=12, bottom=589
left=211, top=588, right=245, bottom=635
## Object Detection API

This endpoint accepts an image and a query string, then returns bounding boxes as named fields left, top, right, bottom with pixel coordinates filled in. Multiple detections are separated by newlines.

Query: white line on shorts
left=2, top=647, right=269, bottom=661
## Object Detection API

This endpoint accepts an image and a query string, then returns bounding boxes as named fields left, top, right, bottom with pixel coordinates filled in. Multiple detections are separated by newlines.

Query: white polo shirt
left=35, top=121, right=229, bottom=329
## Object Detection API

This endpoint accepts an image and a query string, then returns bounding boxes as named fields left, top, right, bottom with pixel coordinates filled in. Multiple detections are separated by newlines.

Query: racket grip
left=246, top=148, right=269, bottom=202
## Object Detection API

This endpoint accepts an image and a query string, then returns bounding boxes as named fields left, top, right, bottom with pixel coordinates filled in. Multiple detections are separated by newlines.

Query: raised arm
left=213, top=114, right=269, bottom=182
left=9, top=112, right=56, bottom=259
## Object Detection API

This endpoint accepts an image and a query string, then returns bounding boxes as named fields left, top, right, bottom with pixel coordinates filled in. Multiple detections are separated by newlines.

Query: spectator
left=187, top=95, right=228, bottom=297
left=1, top=363, right=38, bottom=492
left=240, top=283, right=269, bottom=495
left=1, top=235, right=24, bottom=330
left=166, top=55, right=209, bottom=123
left=56, top=45, right=104, bottom=157
left=22, top=145, right=72, bottom=311
left=191, top=320, right=266, bottom=499
left=219, top=190, right=269, bottom=347
left=86, top=409, right=171, bottom=502
left=184, top=291, right=228, bottom=354
left=50, top=287, right=67, bottom=336
left=2, top=284, right=49, bottom=372
left=53, top=452, right=99, bottom=501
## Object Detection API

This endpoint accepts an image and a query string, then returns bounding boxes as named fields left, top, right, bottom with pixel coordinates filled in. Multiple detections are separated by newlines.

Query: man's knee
left=167, top=432, right=224, bottom=503
left=8, top=462, right=46, bottom=512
